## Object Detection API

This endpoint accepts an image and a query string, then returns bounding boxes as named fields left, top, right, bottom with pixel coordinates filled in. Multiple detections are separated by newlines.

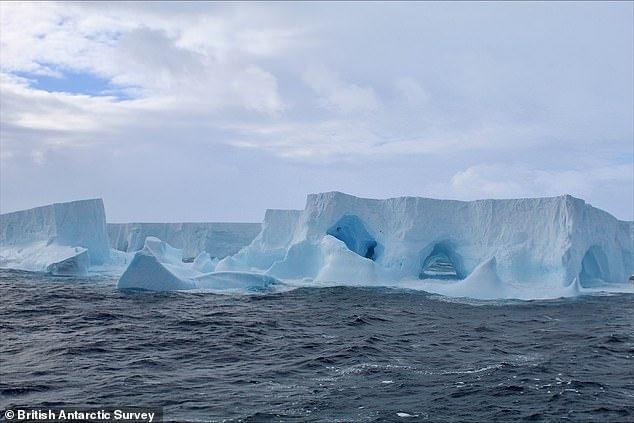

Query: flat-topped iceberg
left=217, top=192, right=633, bottom=297
left=0, top=199, right=110, bottom=275
left=117, top=237, right=280, bottom=292
left=3, top=193, right=632, bottom=299
left=1, top=200, right=261, bottom=277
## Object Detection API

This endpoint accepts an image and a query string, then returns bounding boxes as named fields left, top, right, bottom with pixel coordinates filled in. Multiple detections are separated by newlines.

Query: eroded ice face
left=3, top=193, right=633, bottom=299
left=327, top=215, right=377, bottom=260
left=419, top=243, right=463, bottom=280
left=214, top=192, right=634, bottom=298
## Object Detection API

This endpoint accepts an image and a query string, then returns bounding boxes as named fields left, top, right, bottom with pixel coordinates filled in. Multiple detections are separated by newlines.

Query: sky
left=0, top=1, right=632, bottom=222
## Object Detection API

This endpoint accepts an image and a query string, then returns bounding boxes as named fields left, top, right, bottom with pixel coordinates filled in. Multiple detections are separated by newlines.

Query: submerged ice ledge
left=1, top=193, right=633, bottom=299
left=0, top=199, right=109, bottom=276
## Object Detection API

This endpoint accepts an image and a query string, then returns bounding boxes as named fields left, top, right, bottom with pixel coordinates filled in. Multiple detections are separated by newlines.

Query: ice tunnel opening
left=579, top=246, right=609, bottom=287
left=326, top=215, right=377, bottom=260
left=419, top=243, right=463, bottom=280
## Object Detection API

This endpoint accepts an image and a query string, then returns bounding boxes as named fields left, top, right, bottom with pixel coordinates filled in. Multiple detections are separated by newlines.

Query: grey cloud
left=0, top=1, right=632, bottom=220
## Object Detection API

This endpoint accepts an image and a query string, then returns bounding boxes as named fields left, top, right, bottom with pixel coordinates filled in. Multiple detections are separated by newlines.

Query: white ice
left=0, top=242, right=90, bottom=276
left=107, top=222, right=260, bottom=260
left=216, top=192, right=634, bottom=299
left=117, top=237, right=281, bottom=292
left=1, top=199, right=110, bottom=275
left=3, top=193, right=633, bottom=300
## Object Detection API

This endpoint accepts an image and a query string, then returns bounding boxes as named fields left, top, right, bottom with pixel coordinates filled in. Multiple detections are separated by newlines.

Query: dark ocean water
left=1, top=269, right=633, bottom=422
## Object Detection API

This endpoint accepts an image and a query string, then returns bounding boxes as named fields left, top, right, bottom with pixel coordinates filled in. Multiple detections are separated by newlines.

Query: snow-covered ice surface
left=107, top=222, right=260, bottom=260
left=0, top=199, right=111, bottom=275
left=216, top=192, right=633, bottom=300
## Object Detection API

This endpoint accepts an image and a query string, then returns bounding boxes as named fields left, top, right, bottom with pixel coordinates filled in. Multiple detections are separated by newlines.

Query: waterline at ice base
left=1, top=192, right=632, bottom=299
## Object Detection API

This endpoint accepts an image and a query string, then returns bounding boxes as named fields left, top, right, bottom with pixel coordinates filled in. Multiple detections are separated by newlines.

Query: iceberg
left=0, top=200, right=259, bottom=278
left=217, top=192, right=634, bottom=297
left=194, top=271, right=280, bottom=291
left=0, top=242, right=90, bottom=276
left=107, top=222, right=261, bottom=260
left=117, top=238, right=198, bottom=291
left=117, top=237, right=280, bottom=292
left=216, top=209, right=302, bottom=272
left=1, top=199, right=110, bottom=275
left=192, top=251, right=218, bottom=273
left=3, top=192, right=631, bottom=299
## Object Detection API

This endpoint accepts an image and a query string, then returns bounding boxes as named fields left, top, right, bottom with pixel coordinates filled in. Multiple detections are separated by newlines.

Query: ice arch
left=326, top=215, right=377, bottom=260
left=419, top=242, right=464, bottom=280
left=579, top=246, right=610, bottom=287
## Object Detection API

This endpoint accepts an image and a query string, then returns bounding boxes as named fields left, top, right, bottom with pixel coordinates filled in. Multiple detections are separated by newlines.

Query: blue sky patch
left=15, top=67, right=134, bottom=100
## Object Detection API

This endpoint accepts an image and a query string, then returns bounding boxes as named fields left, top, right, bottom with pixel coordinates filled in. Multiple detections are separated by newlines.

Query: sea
left=1, top=269, right=633, bottom=422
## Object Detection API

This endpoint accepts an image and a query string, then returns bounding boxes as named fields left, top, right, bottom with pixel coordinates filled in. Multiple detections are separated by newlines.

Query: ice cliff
left=0, top=200, right=260, bottom=277
left=107, top=222, right=260, bottom=260
left=3, top=193, right=632, bottom=298
left=217, top=192, right=634, bottom=293
left=0, top=199, right=110, bottom=275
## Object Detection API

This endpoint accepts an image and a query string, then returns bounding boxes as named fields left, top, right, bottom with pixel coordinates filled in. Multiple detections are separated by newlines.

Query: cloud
left=393, top=77, right=429, bottom=107
left=228, top=120, right=380, bottom=160
left=302, top=66, right=380, bottom=114
left=226, top=115, right=549, bottom=163
left=448, top=163, right=633, bottom=218
left=0, top=2, right=632, bottom=220
left=0, top=2, right=287, bottom=114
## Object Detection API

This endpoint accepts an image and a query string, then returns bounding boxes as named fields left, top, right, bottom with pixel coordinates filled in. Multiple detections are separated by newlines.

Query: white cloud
left=226, top=117, right=547, bottom=163
left=228, top=120, right=380, bottom=160
left=0, top=75, right=119, bottom=133
left=393, top=77, right=429, bottom=107
left=449, top=164, right=633, bottom=217
left=0, top=2, right=287, bottom=114
left=0, top=2, right=632, bottom=220
left=302, top=66, right=380, bottom=114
